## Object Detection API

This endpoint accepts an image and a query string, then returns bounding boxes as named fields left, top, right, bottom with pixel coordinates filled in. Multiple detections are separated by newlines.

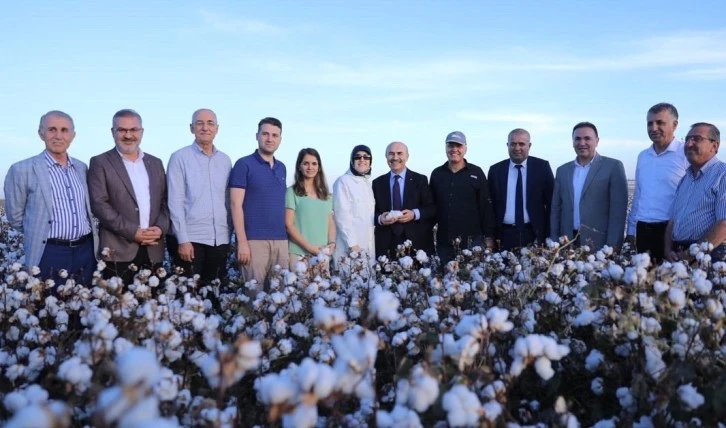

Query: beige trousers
left=241, top=240, right=289, bottom=290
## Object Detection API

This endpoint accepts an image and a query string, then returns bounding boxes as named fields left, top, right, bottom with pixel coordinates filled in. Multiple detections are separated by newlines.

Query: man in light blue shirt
left=665, top=123, right=726, bottom=262
left=626, top=103, right=688, bottom=263
left=167, top=109, right=232, bottom=283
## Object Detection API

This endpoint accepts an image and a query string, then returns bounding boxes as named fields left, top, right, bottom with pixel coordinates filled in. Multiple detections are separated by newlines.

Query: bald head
left=386, top=141, right=409, bottom=174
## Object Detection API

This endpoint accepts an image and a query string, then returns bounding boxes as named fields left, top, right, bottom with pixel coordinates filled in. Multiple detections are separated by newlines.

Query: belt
left=46, top=233, right=92, bottom=248
left=637, top=221, right=668, bottom=228
left=502, top=223, right=531, bottom=229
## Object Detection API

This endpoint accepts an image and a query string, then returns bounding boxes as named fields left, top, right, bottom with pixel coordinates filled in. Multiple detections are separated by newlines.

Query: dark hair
left=350, top=144, right=372, bottom=176
left=258, top=117, right=282, bottom=132
left=293, top=148, right=330, bottom=199
left=112, top=109, right=143, bottom=128
left=648, top=103, right=679, bottom=120
left=690, top=122, right=721, bottom=143
left=572, top=121, right=598, bottom=138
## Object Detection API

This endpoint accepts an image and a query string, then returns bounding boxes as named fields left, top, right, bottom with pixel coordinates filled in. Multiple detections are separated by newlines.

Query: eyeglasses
left=353, top=155, right=372, bottom=161
left=685, top=135, right=717, bottom=144
left=114, top=127, right=142, bottom=134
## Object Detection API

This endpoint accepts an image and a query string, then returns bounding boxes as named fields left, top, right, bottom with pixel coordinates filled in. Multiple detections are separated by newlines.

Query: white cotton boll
left=606, top=264, right=624, bottom=281
left=645, top=345, right=666, bottom=380
left=118, top=396, right=160, bottom=427
left=509, top=358, right=526, bottom=377
left=706, top=299, right=724, bottom=318
left=392, top=331, right=408, bottom=346
left=291, top=323, right=310, bottom=338
left=574, top=309, right=597, bottom=326
left=524, top=335, right=545, bottom=357
left=585, top=349, right=604, bottom=372
left=545, top=290, right=563, bottom=305
left=486, top=307, right=513, bottom=333
left=278, top=339, right=293, bottom=355
left=420, top=307, right=439, bottom=324
left=282, top=403, right=318, bottom=428
left=406, top=365, right=439, bottom=412
left=554, top=396, right=568, bottom=414
left=116, top=347, right=161, bottom=388
left=694, top=278, right=712, bottom=295
left=3, top=391, right=28, bottom=413
left=255, top=373, right=298, bottom=405
left=442, top=385, right=482, bottom=427
left=4, top=404, right=62, bottom=428
left=376, top=405, right=423, bottom=428
left=534, top=356, right=555, bottom=380
left=399, top=256, right=414, bottom=269
left=668, top=287, right=686, bottom=310
left=591, top=377, right=604, bottom=395
left=543, top=339, right=570, bottom=361
left=616, top=387, right=635, bottom=413
left=369, top=287, right=401, bottom=323
left=313, top=304, right=347, bottom=331
left=455, top=314, right=488, bottom=339
left=678, top=383, right=705, bottom=410
left=455, top=335, right=480, bottom=370
left=633, top=416, right=655, bottom=428
left=482, top=400, right=503, bottom=422
left=57, top=357, right=92, bottom=392
left=415, top=250, right=429, bottom=263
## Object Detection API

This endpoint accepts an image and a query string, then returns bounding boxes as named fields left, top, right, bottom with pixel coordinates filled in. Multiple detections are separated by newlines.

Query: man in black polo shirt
left=430, top=131, right=496, bottom=265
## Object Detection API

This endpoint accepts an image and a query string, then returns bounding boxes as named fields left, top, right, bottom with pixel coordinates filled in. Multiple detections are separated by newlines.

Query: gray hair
left=39, top=110, right=74, bottom=131
left=191, top=108, right=218, bottom=124
left=691, top=122, right=720, bottom=143
left=648, top=103, right=679, bottom=120
left=112, top=109, right=143, bottom=128
left=507, top=128, right=531, bottom=141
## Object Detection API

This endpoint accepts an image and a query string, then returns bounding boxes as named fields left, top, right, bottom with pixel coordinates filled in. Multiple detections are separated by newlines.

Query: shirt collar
left=649, top=137, right=682, bottom=155
left=689, top=156, right=720, bottom=178
left=390, top=168, right=408, bottom=180
left=574, top=154, right=596, bottom=167
left=192, top=141, right=217, bottom=155
left=116, top=148, right=144, bottom=162
left=44, top=150, right=73, bottom=167
left=509, top=158, right=528, bottom=169
left=253, top=150, right=277, bottom=166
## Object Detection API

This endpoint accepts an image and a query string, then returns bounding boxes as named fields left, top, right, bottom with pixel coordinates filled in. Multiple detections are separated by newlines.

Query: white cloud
left=197, top=9, right=285, bottom=36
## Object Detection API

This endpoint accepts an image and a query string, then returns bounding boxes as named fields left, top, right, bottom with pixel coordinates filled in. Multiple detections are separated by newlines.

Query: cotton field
left=0, top=211, right=725, bottom=427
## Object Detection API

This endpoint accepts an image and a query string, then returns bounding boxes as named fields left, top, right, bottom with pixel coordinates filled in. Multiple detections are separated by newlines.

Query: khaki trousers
left=241, top=240, right=289, bottom=290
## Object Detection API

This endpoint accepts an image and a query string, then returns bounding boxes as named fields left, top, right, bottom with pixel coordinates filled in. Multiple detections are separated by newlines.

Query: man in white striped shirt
left=626, top=103, right=688, bottom=263
left=665, top=123, right=726, bottom=262
left=4, top=111, right=97, bottom=287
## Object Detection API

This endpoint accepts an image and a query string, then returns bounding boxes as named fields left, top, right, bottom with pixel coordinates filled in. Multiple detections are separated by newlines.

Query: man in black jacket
left=373, top=141, right=436, bottom=258
left=488, top=128, right=554, bottom=250
left=430, top=131, right=496, bottom=265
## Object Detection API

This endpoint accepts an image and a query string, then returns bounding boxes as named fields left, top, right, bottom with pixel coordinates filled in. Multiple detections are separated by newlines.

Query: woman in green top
left=285, top=148, right=336, bottom=270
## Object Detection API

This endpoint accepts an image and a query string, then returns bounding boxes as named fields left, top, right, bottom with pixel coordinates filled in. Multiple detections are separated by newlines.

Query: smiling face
left=572, top=126, right=598, bottom=163
left=647, top=110, right=678, bottom=148
left=386, top=141, right=409, bottom=174
left=39, top=114, right=75, bottom=159
left=112, top=115, right=144, bottom=156
left=352, top=150, right=371, bottom=175
left=507, top=131, right=531, bottom=164
left=190, top=109, right=218, bottom=146
left=299, top=154, right=319, bottom=180
left=256, top=123, right=282, bottom=155
left=446, top=142, right=467, bottom=164
left=684, top=125, right=719, bottom=170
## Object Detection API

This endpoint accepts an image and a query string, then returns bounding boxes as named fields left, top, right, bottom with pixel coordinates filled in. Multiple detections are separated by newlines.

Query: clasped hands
left=380, top=209, right=415, bottom=225
left=134, top=226, right=162, bottom=246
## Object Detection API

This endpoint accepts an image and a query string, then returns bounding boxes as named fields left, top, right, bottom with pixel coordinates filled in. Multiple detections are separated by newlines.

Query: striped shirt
left=670, top=156, right=726, bottom=242
left=45, top=151, right=92, bottom=240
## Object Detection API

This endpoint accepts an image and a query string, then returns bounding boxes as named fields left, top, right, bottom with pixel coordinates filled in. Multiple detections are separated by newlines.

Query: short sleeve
left=229, top=158, right=249, bottom=188
left=286, top=186, right=297, bottom=210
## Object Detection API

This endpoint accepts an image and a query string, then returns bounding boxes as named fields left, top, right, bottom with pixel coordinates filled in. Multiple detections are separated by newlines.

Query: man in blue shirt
left=4, top=111, right=97, bottom=286
left=665, top=122, right=726, bottom=262
left=229, top=117, right=287, bottom=289
left=167, top=109, right=232, bottom=283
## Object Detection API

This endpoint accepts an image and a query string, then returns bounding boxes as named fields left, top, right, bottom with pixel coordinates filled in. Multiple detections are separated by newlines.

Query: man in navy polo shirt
left=229, top=117, right=287, bottom=289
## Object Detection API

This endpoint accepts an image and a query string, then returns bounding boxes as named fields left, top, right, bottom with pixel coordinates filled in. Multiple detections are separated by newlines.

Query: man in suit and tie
left=4, top=111, right=97, bottom=286
left=550, top=122, right=628, bottom=251
left=88, top=109, right=170, bottom=284
left=488, top=128, right=554, bottom=250
left=373, top=141, right=436, bottom=258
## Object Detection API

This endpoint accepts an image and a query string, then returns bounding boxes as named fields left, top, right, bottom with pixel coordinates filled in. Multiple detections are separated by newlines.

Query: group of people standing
left=4, top=102, right=725, bottom=290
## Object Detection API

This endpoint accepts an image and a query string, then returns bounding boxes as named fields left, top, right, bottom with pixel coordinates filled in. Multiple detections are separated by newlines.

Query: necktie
left=515, top=165, right=524, bottom=228
left=392, top=175, right=402, bottom=211
left=392, top=175, right=403, bottom=235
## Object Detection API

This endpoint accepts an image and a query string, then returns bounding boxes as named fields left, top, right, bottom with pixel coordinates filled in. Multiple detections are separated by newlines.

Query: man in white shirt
left=550, top=122, right=628, bottom=251
left=89, top=109, right=170, bottom=284
left=626, top=103, right=688, bottom=263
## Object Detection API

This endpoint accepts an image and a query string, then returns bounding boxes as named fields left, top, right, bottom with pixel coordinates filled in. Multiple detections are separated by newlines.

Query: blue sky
left=1, top=1, right=725, bottom=196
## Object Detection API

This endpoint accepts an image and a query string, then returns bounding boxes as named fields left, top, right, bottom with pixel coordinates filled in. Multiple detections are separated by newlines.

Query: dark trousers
left=39, top=237, right=95, bottom=287
left=103, top=246, right=158, bottom=285
left=167, top=235, right=230, bottom=283
left=499, top=224, right=536, bottom=251
left=437, top=235, right=484, bottom=267
left=636, top=221, right=668, bottom=263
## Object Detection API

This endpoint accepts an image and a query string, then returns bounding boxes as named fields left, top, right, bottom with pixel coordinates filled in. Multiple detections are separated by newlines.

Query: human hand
left=178, top=242, right=194, bottom=262
left=380, top=212, right=396, bottom=225
left=399, top=209, right=415, bottom=223
left=237, top=240, right=251, bottom=265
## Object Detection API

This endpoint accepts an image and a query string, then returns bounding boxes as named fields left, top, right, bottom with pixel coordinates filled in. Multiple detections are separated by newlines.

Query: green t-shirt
left=285, top=186, right=333, bottom=256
